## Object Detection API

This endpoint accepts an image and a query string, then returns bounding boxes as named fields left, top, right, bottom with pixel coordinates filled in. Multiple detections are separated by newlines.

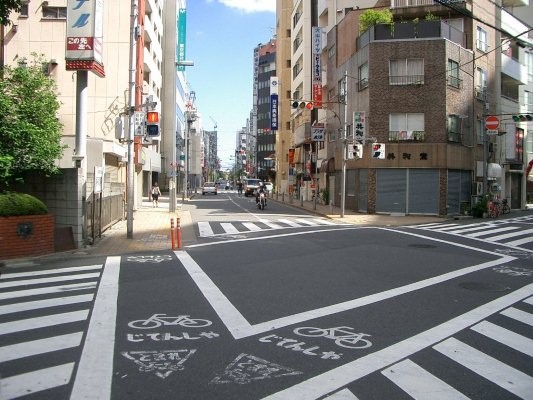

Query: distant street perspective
left=1, top=0, right=533, bottom=399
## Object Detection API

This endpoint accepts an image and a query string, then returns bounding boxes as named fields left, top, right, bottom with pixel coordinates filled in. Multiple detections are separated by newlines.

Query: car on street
left=202, top=182, right=217, bottom=195
left=243, top=178, right=261, bottom=196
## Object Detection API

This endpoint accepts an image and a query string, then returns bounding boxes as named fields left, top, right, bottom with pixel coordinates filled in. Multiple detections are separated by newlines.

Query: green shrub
left=0, top=192, right=48, bottom=216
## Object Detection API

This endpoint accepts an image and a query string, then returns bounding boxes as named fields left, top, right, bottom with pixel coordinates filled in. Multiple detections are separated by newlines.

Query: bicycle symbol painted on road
left=126, top=255, right=172, bottom=263
left=128, top=314, right=212, bottom=330
left=293, top=326, right=372, bottom=349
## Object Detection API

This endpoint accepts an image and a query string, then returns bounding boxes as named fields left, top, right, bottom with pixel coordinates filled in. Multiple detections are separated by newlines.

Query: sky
left=185, top=0, right=276, bottom=170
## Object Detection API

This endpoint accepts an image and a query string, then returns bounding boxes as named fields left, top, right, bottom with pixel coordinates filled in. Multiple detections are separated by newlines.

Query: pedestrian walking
left=151, top=182, right=161, bottom=207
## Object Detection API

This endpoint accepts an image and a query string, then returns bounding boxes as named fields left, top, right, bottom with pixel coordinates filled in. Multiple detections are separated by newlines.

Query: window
left=447, top=59, right=461, bottom=88
left=389, top=113, right=425, bottom=141
left=19, top=1, right=29, bottom=17
left=475, top=67, right=487, bottom=100
left=526, top=52, right=533, bottom=84
left=448, top=115, right=463, bottom=142
left=358, top=63, right=368, bottom=91
left=328, top=45, right=336, bottom=59
left=42, top=6, right=67, bottom=19
left=389, top=59, right=424, bottom=85
left=476, top=27, right=488, bottom=52
left=525, top=91, right=533, bottom=112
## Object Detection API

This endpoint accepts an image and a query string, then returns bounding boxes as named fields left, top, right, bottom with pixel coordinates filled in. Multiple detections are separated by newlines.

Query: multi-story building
left=254, top=39, right=277, bottom=182
left=3, top=0, right=193, bottom=247
left=278, top=0, right=532, bottom=215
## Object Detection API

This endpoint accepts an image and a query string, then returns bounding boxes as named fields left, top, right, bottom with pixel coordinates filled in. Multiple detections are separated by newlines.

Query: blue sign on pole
left=270, top=94, right=278, bottom=131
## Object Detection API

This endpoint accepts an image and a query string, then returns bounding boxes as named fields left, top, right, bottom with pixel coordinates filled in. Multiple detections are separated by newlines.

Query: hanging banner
left=270, top=77, right=279, bottom=131
left=65, top=0, right=105, bottom=77
left=177, top=8, right=187, bottom=71
left=312, top=27, right=322, bottom=108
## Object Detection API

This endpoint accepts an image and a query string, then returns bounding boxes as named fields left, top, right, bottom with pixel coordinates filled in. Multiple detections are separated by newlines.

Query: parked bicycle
left=488, top=198, right=511, bottom=218
left=128, top=314, right=212, bottom=329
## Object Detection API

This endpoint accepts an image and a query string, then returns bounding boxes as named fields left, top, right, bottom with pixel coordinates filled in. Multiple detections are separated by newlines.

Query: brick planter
left=0, top=214, right=55, bottom=260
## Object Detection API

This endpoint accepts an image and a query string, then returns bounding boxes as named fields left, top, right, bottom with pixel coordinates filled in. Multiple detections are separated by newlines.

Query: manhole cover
left=408, top=244, right=437, bottom=249
left=459, top=281, right=511, bottom=292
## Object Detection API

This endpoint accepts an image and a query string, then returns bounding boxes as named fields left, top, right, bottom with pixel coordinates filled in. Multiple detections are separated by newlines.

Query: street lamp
left=169, top=60, right=194, bottom=212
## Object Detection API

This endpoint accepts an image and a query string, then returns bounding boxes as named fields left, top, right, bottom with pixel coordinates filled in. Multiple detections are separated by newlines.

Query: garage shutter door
left=358, top=169, right=368, bottom=212
left=408, top=169, right=439, bottom=214
left=376, top=169, right=406, bottom=213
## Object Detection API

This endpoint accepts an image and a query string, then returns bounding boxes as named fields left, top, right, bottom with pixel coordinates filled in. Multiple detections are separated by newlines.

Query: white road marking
left=0, top=282, right=97, bottom=301
left=312, top=218, right=337, bottom=225
left=500, top=307, right=533, bottom=326
left=258, top=219, right=283, bottom=229
left=71, top=256, right=120, bottom=400
left=324, top=388, right=360, bottom=399
left=242, top=222, right=263, bottom=232
left=177, top=235, right=514, bottom=339
left=293, top=218, right=319, bottom=226
left=488, top=227, right=533, bottom=242
left=277, top=218, right=303, bottom=227
left=434, top=337, right=533, bottom=399
left=0, top=294, right=94, bottom=315
left=0, top=265, right=102, bottom=279
left=0, top=363, right=75, bottom=400
left=466, top=226, right=522, bottom=238
left=506, top=235, right=533, bottom=247
left=0, top=332, right=83, bottom=362
left=471, top=320, right=533, bottom=357
left=0, top=272, right=101, bottom=289
left=221, top=222, right=240, bottom=234
left=0, top=310, right=89, bottom=335
left=262, top=283, right=533, bottom=399
left=381, top=359, right=469, bottom=400
left=198, top=221, right=214, bottom=237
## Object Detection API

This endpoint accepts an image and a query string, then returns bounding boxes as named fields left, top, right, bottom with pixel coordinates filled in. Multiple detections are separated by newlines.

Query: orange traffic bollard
left=176, top=217, right=182, bottom=249
left=170, top=218, right=175, bottom=250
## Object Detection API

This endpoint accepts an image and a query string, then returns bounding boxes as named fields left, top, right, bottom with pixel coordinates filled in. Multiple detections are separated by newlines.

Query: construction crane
left=209, top=116, right=217, bottom=130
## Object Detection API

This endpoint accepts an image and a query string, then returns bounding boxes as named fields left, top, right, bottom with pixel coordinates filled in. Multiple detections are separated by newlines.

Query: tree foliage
left=0, top=54, right=64, bottom=190
left=359, top=9, right=393, bottom=33
left=0, top=0, right=23, bottom=26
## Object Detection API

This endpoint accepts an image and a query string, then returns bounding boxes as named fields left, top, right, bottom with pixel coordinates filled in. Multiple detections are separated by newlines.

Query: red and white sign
left=485, top=116, right=499, bottom=130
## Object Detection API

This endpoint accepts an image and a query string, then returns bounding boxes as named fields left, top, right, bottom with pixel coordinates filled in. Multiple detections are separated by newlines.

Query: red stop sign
left=485, top=116, right=499, bottom=130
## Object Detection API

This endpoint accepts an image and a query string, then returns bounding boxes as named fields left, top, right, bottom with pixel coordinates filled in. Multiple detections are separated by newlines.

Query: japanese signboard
left=353, top=112, right=366, bottom=143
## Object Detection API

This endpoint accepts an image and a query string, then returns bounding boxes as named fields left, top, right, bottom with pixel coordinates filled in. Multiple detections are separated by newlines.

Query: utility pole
left=126, top=0, right=138, bottom=238
left=340, top=70, right=348, bottom=218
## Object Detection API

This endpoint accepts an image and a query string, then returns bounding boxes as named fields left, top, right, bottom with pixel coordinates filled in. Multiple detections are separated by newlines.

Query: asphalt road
left=1, top=192, right=532, bottom=399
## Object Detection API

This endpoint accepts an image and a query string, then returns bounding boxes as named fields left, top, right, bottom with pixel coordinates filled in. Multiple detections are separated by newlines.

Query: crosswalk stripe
left=221, top=222, right=240, bottom=234
left=311, top=218, right=336, bottom=225
left=505, top=236, right=533, bottom=247
left=198, top=221, right=214, bottom=237
left=277, top=218, right=302, bottom=227
left=445, top=225, right=495, bottom=234
left=0, top=282, right=97, bottom=301
left=524, top=297, right=533, bottom=306
left=0, top=310, right=89, bottom=335
left=0, top=272, right=101, bottom=289
left=242, top=222, right=262, bottom=232
left=488, top=228, right=533, bottom=242
left=471, top=320, right=533, bottom=357
left=433, top=337, right=533, bottom=399
left=424, top=223, right=465, bottom=230
left=0, top=362, right=75, bottom=400
left=293, top=218, right=319, bottom=226
left=465, top=226, right=522, bottom=238
left=382, top=359, right=469, bottom=400
left=500, top=307, right=533, bottom=326
left=0, top=265, right=102, bottom=280
left=0, top=332, right=83, bottom=362
left=258, top=219, right=283, bottom=229
left=0, top=294, right=94, bottom=315
left=326, top=389, right=360, bottom=399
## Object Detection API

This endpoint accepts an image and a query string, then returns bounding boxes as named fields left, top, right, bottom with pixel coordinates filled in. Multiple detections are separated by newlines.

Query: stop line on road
left=197, top=217, right=344, bottom=237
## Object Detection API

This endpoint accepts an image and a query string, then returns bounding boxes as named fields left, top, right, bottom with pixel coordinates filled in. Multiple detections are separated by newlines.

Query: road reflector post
left=170, top=218, right=175, bottom=250
left=176, top=217, right=182, bottom=249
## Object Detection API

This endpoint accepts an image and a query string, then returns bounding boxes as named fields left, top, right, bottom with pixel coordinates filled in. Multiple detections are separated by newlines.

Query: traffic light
left=291, top=101, right=314, bottom=110
left=512, top=114, right=532, bottom=122
left=372, top=143, right=385, bottom=159
left=347, top=144, right=363, bottom=160
left=146, top=111, right=160, bottom=136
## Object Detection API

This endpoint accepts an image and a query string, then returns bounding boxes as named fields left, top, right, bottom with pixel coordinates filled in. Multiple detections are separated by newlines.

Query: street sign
left=311, top=127, right=325, bottom=141
left=134, top=112, right=146, bottom=136
left=485, top=116, right=499, bottom=130
left=486, top=130, right=498, bottom=136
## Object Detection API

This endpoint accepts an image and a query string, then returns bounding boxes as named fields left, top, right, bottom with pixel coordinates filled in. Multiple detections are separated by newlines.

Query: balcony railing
left=389, top=130, right=426, bottom=141
left=389, top=75, right=424, bottom=85
left=391, top=0, right=466, bottom=8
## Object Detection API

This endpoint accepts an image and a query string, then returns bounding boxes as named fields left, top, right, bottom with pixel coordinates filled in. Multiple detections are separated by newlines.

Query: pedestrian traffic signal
left=512, top=114, right=532, bottom=122
left=146, top=111, right=160, bottom=136
left=291, top=101, right=313, bottom=110
left=372, top=143, right=385, bottom=159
